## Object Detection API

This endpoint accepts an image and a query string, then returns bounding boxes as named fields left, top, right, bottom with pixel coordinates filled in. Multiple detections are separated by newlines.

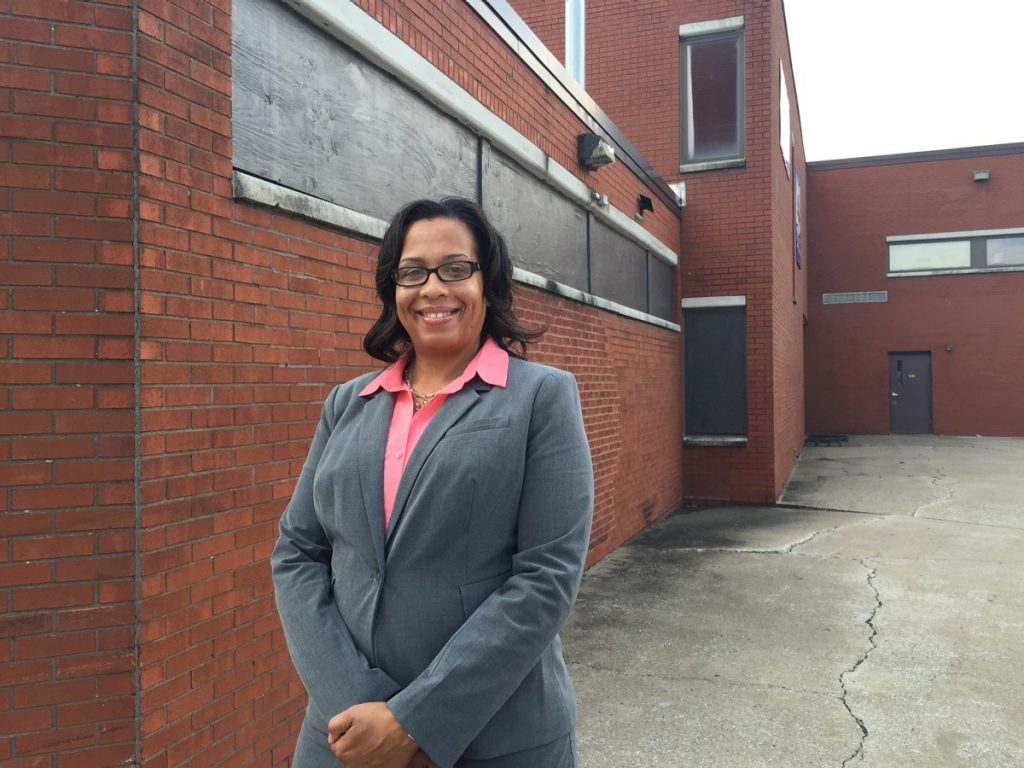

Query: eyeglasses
left=393, top=261, right=482, bottom=287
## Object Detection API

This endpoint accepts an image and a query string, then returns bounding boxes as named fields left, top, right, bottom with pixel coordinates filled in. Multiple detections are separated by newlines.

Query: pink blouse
left=358, top=338, right=509, bottom=526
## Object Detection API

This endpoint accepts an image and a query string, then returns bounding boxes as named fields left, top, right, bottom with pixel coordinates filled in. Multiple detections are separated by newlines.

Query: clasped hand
left=327, top=701, right=436, bottom=768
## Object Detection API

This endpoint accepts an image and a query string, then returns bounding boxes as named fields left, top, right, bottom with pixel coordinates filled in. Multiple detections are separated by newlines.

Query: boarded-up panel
left=684, top=307, right=747, bottom=436
left=590, top=217, right=647, bottom=312
left=482, top=146, right=588, bottom=291
left=647, top=255, right=675, bottom=321
left=233, top=0, right=477, bottom=223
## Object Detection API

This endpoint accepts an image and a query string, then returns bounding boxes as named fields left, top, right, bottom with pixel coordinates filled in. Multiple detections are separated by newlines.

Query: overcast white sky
left=782, top=0, right=1024, bottom=161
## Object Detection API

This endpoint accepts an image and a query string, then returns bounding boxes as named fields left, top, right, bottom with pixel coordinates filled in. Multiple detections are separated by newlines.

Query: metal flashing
left=887, top=227, right=1024, bottom=243
left=887, top=266, right=1024, bottom=278
left=808, top=142, right=1024, bottom=170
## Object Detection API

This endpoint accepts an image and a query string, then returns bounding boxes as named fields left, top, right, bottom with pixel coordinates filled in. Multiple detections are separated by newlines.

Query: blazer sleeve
left=386, top=370, right=594, bottom=767
left=271, top=384, right=402, bottom=722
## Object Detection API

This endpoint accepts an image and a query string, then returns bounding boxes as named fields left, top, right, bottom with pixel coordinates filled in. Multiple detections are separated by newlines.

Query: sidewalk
left=563, top=436, right=1024, bottom=767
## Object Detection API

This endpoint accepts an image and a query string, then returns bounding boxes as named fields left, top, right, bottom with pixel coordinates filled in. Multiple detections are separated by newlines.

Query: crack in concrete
left=839, top=561, right=881, bottom=767
left=671, top=524, right=846, bottom=556
left=913, top=473, right=959, bottom=517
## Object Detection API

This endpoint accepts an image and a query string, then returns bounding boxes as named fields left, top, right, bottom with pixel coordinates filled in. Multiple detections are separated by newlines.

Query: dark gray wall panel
left=233, top=0, right=477, bottom=222
left=684, top=307, right=747, bottom=436
left=481, top=147, right=588, bottom=291
left=647, top=255, right=675, bottom=321
left=590, top=218, right=647, bottom=312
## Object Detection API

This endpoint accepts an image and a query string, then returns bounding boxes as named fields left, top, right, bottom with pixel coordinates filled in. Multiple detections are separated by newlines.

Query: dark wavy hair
left=363, top=197, right=543, bottom=362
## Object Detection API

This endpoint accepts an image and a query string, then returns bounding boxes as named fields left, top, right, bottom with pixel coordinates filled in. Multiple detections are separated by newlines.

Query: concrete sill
left=679, top=158, right=746, bottom=173
left=887, top=265, right=1024, bottom=278
left=683, top=436, right=748, bottom=447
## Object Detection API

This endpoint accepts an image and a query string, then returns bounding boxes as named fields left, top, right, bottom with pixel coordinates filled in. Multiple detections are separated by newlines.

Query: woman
left=272, top=197, right=594, bottom=768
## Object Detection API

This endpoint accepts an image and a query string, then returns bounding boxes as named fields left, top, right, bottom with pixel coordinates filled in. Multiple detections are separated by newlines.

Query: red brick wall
left=676, top=5, right=774, bottom=502
left=1, top=0, right=137, bottom=765
left=517, top=292, right=683, bottom=566
left=512, top=0, right=565, bottom=63
left=673, top=1, right=780, bottom=503
left=806, top=148, right=1024, bottom=436
left=769, top=0, right=807, bottom=495
left=528, top=0, right=802, bottom=502
left=516, top=0, right=681, bottom=172
left=3, top=0, right=682, bottom=765
left=357, top=0, right=681, bottom=250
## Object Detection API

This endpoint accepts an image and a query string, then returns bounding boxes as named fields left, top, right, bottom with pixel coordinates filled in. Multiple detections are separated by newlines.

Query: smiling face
left=395, top=217, right=488, bottom=367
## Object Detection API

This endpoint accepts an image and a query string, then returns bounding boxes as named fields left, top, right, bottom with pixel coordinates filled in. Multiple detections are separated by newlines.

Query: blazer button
left=372, top=572, right=380, bottom=584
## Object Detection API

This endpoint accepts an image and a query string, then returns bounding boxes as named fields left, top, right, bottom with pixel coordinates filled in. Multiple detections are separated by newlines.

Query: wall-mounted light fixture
left=578, top=132, right=615, bottom=170
left=636, top=194, right=654, bottom=220
left=973, top=170, right=990, bottom=182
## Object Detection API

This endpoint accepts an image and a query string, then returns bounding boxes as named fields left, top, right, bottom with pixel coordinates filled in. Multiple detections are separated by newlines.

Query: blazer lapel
left=385, top=381, right=488, bottom=546
left=357, top=390, right=392, bottom=573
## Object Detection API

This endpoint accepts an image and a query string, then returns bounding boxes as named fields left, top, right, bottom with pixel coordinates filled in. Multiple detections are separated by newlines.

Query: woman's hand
left=327, top=702, right=420, bottom=768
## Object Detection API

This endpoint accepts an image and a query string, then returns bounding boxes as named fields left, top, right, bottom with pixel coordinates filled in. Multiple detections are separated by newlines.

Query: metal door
left=888, top=352, right=932, bottom=433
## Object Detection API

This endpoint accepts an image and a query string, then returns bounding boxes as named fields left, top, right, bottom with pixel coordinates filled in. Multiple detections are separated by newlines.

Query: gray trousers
left=455, top=732, right=577, bottom=768
left=294, top=717, right=576, bottom=768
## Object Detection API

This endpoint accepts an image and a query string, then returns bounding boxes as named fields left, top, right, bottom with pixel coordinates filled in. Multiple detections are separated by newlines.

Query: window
left=987, top=236, right=1024, bottom=266
left=683, top=297, right=747, bottom=444
left=887, top=228, right=1024, bottom=275
left=565, top=0, right=585, bottom=86
left=679, top=17, right=744, bottom=169
left=889, top=241, right=971, bottom=272
left=779, top=61, right=791, bottom=177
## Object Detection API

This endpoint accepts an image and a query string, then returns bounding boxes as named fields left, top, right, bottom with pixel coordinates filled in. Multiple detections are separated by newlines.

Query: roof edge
left=807, top=141, right=1024, bottom=171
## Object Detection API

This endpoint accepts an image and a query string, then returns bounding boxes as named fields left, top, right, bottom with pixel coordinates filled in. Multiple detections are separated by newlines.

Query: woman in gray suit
left=272, top=197, right=594, bottom=768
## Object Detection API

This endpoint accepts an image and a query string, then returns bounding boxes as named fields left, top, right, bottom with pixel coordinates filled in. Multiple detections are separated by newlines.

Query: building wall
left=805, top=146, right=1024, bottom=436
left=769, top=0, right=809, bottom=495
left=676, top=0, right=775, bottom=503
left=2, top=0, right=682, bottom=765
left=514, top=0, right=565, bottom=63
left=1, top=1, right=138, bottom=764
left=518, top=0, right=808, bottom=502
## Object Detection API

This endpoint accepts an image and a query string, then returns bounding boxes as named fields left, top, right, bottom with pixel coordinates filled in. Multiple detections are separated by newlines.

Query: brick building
left=4, top=0, right=1021, bottom=766
left=516, top=0, right=809, bottom=502
left=2, top=0, right=683, bottom=764
left=805, top=143, right=1024, bottom=437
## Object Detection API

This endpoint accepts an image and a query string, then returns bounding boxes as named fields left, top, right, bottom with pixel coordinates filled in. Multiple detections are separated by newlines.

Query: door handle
left=890, top=392, right=899, bottom=398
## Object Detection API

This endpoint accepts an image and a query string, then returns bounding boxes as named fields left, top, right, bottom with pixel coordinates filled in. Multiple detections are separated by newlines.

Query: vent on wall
left=822, top=291, right=888, bottom=305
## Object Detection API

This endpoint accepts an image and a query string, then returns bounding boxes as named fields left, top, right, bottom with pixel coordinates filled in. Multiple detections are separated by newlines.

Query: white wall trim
left=233, top=171, right=680, bottom=332
left=279, top=0, right=677, bottom=267
left=887, top=266, right=1024, bottom=278
left=679, top=158, right=746, bottom=174
left=887, top=226, right=1024, bottom=243
left=233, top=171, right=387, bottom=239
left=679, top=16, right=744, bottom=37
left=681, top=295, right=746, bottom=309
left=683, top=435, right=748, bottom=447
left=514, top=268, right=679, bottom=331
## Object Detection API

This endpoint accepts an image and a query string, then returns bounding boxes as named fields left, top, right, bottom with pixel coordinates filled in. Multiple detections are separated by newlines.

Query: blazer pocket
left=459, top=571, right=511, bottom=618
left=444, top=415, right=511, bottom=437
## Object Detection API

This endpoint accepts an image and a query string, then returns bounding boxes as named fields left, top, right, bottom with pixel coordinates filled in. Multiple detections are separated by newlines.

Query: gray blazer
left=271, top=356, right=594, bottom=768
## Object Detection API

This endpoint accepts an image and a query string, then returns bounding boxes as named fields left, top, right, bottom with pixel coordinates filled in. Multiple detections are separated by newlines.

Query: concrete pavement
left=562, top=436, right=1024, bottom=767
